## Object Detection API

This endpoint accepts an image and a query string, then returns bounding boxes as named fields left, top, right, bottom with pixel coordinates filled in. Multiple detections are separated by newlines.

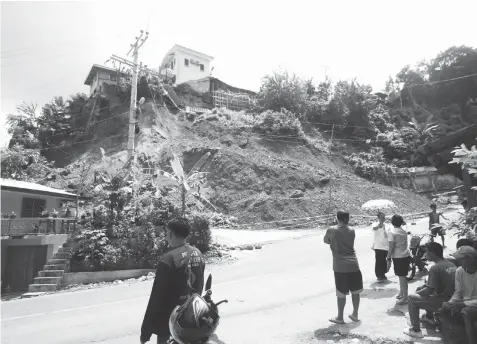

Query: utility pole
left=111, top=30, right=149, bottom=160
left=329, top=124, right=335, bottom=156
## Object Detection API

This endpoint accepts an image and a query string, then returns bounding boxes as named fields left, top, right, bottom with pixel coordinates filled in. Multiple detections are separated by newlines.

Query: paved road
left=1, top=212, right=461, bottom=344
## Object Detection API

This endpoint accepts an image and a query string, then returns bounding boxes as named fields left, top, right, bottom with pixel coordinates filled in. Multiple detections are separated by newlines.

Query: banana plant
left=156, top=152, right=216, bottom=214
left=409, top=115, right=439, bottom=140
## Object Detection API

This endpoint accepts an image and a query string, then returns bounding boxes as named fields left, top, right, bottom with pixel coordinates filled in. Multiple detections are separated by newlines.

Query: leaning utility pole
left=111, top=30, right=149, bottom=160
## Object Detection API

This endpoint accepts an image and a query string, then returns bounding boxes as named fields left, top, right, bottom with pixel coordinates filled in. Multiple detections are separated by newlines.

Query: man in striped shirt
left=437, top=246, right=477, bottom=344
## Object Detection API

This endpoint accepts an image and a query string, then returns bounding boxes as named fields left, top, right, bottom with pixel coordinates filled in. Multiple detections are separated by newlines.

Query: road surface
left=1, top=212, right=460, bottom=344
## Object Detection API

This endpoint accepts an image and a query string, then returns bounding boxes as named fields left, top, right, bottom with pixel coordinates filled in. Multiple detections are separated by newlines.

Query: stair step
left=21, top=292, right=47, bottom=299
left=44, top=264, right=67, bottom=270
left=62, top=242, right=76, bottom=248
left=48, top=258, right=67, bottom=265
left=28, top=284, right=58, bottom=293
left=54, top=252, right=70, bottom=259
left=33, top=277, right=62, bottom=285
left=38, top=270, right=64, bottom=277
left=58, top=246, right=73, bottom=253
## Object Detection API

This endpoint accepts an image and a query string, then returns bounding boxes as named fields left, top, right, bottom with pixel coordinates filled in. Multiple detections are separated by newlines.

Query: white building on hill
left=159, top=45, right=214, bottom=85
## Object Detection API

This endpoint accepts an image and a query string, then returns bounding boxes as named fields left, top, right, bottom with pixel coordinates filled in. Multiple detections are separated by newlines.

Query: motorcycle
left=167, top=274, right=228, bottom=344
left=406, top=232, right=430, bottom=281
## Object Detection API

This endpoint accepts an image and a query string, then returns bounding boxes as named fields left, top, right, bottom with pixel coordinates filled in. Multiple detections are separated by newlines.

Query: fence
left=0, top=217, right=77, bottom=237
left=212, top=90, right=257, bottom=111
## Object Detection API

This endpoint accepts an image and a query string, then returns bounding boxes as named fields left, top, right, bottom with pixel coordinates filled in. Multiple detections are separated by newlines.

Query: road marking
left=1, top=272, right=284, bottom=322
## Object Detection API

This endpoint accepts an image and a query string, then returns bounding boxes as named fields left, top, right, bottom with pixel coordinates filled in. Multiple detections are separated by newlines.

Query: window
left=21, top=197, right=47, bottom=218
left=184, top=58, right=189, bottom=67
left=200, top=64, right=204, bottom=71
left=170, top=59, right=175, bottom=70
left=109, top=74, right=117, bottom=81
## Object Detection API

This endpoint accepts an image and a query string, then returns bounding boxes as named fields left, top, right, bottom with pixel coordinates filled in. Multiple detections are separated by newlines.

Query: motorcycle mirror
left=205, top=274, right=212, bottom=291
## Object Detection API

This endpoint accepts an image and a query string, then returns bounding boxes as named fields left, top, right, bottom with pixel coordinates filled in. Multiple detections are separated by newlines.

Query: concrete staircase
left=23, top=239, right=75, bottom=297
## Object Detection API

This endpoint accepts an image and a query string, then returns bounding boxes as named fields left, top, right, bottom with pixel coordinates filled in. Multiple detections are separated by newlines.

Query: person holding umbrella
left=371, top=212, right=390, bottom=282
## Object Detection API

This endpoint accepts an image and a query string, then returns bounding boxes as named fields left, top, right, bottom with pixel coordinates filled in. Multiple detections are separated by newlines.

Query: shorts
left=334, top=271, right=363, bottom=298
left=392, top=256, right=411, bottom=277
left=431, top=226, right=444, bottom=236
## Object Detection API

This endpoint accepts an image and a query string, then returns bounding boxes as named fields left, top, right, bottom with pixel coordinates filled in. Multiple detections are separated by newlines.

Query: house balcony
left=1, top=217, right=77, bottom=238
left=160, top=67, right=177, bottom=80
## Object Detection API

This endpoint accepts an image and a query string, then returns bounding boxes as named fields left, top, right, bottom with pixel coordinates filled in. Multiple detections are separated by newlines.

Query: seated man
left=436, top=246, right=477, bottom=344
left=404, top=242, right=456, bottom=338
left=447, top=238, right=474, bottom=266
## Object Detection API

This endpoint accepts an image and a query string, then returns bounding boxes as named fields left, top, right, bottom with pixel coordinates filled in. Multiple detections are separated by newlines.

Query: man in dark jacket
left=140, top=219, right=206, bottom=344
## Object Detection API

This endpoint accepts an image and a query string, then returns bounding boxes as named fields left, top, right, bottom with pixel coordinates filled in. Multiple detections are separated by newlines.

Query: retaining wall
left=63, top=269, right=155, bottom=286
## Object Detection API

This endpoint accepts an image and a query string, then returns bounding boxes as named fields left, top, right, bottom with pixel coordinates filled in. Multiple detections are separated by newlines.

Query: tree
left=6, top=102, right=38, bottom=135
left=258, top=70, right=307, bottom=116
left=427, top=46, right=477, bottom=118
left=451, top=143, right=477, bottom=180
left=304, top=78, right=316, bottom=96
left=1, top=145, right=52, bottom=181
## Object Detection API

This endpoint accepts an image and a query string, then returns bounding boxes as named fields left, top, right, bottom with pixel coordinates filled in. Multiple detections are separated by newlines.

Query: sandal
left=348, top=314, right=360, bottom=322
left=396, top=299, right=408, bottom=305
left=329, top=318, right=345, bottom=325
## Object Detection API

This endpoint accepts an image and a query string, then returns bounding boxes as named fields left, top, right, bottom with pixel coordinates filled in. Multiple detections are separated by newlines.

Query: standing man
left=429, top=203, right=448, bottom=247
left=404, top=242, right=456, bottom=339
left=372, top=212, right=389, bottom=282
left=324, top=211, right=363, bottom=324
left=140, top=218, right=206, bottom=344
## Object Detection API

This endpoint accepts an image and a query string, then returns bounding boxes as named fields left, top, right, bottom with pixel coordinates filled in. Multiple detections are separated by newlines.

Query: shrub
left=253, top=109, right=304, bottom=137
left=258, top=70, right=307, bottom=115
left=186, top=212, right=212, bottom=253
left=345, top=148, right=391, bottom=181
left=130, top=225, right=168, bottom=269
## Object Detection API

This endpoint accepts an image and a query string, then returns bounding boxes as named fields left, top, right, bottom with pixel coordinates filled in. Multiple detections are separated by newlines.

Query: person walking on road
left=429, top=203, right=448, bottom=248
left=324, top=211, right=363, bottom=325
left=387, top=214, right=411, bottom=305
left=140, top=218, right=206, bottom=344
left=372, top=212, right=389, bottom=282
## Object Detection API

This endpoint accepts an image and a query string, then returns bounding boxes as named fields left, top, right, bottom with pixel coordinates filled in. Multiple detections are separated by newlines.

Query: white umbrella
left=361, top=199, right=397, bottom=216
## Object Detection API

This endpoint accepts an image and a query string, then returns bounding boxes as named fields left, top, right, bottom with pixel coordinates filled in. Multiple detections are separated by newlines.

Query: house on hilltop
left=159, top=44, right=214, bottom=85
left=84, top=64, right=127, bottom=96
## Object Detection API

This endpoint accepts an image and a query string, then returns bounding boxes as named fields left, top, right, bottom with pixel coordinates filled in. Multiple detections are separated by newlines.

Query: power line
left=40, top=133, right=125, bottom=151
left=1, top=32, right=129, bottom=58
left=404, top=72, right=477, bottom=89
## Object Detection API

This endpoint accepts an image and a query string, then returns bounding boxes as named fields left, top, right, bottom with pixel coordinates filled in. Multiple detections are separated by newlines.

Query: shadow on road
left=361, top=287, right=399, bottom=299
left=314, top=322, right=362, bottom=341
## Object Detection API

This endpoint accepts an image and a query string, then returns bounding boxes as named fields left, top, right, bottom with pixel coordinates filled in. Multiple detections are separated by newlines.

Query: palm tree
left=6, top=102, right=38, bottom=134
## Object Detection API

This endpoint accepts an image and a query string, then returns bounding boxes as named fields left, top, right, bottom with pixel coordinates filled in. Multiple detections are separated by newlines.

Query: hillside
left=48, top=83, right=432, bottom=227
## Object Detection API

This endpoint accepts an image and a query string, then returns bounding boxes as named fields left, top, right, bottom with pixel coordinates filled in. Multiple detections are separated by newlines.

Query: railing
left=212, top=90, right=257, bottom=111
left=0, top=217, right=77, bottom=238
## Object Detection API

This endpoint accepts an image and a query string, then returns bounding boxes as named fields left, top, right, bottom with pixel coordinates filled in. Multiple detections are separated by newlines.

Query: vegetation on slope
left=2, top=45, right=476, bottom=271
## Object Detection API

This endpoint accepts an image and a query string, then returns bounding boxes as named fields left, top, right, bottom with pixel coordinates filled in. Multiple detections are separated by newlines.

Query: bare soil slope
left=57, top=85, right=431, bottom=227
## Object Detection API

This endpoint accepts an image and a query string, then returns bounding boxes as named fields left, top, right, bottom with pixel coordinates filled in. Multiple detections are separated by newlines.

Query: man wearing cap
left=404, top=242, right=456, bottom=339
left=437, top=246, right=477, bottom=344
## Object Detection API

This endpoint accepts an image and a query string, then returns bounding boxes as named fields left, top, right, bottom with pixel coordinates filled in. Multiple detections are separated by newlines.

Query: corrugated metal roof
left=0, top=178, right=77, bottom=197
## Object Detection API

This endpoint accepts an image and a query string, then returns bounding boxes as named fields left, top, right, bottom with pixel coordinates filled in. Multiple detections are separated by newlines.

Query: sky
left=1, top=0, right=477, bottom=147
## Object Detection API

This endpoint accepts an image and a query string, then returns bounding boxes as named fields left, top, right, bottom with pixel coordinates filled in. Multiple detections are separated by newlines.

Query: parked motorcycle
left=167, top=274, right=228, bottom=344
left=407, top=232, right=430, bottom=281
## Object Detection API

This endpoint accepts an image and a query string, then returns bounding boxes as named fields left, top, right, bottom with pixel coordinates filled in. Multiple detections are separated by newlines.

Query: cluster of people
left=323, top=205, right=477, bottom=344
